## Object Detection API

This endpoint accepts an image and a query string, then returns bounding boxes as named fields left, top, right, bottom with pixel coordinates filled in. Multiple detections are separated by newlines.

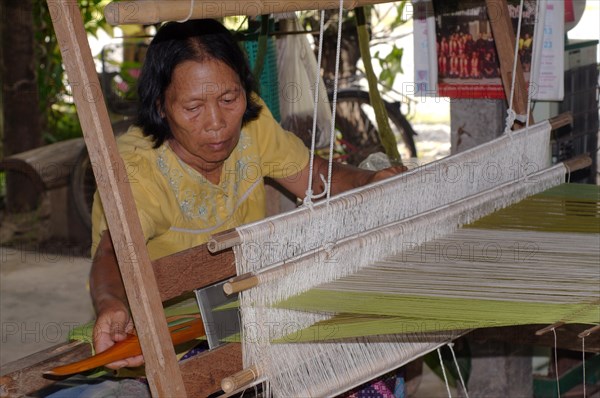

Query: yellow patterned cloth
left=91, top=99, right=309, bottom=260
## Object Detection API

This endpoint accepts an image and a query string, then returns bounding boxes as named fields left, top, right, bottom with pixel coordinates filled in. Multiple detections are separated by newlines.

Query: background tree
left=1, top=0, right=111, bottom=212
left=34, top=0, right=113, bottom=143
left=302, top=4, right=410, bottom=164
left=2, top=0, right=43, bottom=212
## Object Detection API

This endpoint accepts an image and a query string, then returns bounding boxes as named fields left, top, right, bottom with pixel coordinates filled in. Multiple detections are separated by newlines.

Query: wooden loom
left=216, top=124, right=598, bottom=396
left=0, top=0, right=597, bottom=397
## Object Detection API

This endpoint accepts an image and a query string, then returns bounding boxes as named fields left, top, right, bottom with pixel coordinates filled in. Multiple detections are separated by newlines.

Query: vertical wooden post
left=485, top=0, right=533, bottom=125
left=46, top=1, right=186, bottom=396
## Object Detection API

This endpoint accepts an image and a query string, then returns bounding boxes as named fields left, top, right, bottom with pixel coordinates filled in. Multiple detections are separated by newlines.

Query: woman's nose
left=205, top=103, right=225, bottom=132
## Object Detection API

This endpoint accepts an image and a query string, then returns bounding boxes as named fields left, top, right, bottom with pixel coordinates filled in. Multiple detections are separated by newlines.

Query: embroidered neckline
left=156, top=131, right=258, bottom=225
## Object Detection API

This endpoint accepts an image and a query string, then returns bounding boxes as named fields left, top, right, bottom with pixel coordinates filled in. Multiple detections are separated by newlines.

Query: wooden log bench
left=0, top=139, right=86, bottom=194
left=0, top=139, right=89, bottom=243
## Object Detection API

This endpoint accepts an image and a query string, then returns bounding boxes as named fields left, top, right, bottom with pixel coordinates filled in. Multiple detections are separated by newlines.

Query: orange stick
left=45, top=318, right=205, bottom=377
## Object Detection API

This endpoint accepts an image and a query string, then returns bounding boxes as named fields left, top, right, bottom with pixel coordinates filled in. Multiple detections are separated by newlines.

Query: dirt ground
left=0, top=239, right=94, bottom=366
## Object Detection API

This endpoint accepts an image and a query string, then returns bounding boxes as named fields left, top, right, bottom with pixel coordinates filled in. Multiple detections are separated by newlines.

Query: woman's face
left=162, top=59, right=246, bottom=172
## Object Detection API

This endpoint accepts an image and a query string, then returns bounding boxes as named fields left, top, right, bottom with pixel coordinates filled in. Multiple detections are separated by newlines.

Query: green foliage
left=48, top=104, right=84, bottom=142
left=369, top=2, right=409, bottom=90
left=33, top=0, right=113, bottom=143
left=374, top=45, right=404, bottom=89
left=299, top=2, right=409, bottom=93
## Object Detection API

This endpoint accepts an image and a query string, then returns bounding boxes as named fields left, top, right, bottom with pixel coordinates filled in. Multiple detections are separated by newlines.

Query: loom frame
left=0, top=1, right=594, bottom=397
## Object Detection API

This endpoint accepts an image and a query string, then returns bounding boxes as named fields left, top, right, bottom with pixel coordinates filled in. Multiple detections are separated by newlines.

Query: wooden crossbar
left=103, top=0, right=399, bottom=25
left=153, top=244, right=235, bottom=302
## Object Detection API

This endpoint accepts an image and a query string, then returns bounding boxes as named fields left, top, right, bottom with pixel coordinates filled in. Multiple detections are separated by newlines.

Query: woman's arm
left=275, top=155, right=407, bottom=200
left=89, top=230, right=144, bottom=369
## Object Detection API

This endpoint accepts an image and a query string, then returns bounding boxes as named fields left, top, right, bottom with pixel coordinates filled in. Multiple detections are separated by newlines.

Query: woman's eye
left=186, top=106, right=199, bottom=112
left=222, top=94, right=240, bottom=104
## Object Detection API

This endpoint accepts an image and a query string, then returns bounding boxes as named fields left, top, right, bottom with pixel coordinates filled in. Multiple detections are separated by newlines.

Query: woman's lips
left=206, top=140, right=228, bottom=151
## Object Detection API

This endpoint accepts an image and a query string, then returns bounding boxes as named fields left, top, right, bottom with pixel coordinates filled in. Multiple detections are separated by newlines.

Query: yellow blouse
left=91, top=101, right=309, bottom=260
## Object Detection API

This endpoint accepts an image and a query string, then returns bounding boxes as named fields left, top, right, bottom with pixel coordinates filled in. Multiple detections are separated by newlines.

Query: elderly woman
left=90, top=18, right=404, bottom=375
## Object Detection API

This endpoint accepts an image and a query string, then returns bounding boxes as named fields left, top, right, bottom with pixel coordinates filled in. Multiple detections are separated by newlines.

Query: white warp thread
left=324, top=229, right=600, bottom=305
left=235, top=120, right=553, bottom=276
left=233, top=120, right=560, bottom=397
left=235, top=166, right=565, bottom=397
left=246, top=164, right=566, bottom=307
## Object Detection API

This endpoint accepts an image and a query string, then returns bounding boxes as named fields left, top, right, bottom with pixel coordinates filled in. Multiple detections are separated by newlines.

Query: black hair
left=136, top=19, right=262, bottom=148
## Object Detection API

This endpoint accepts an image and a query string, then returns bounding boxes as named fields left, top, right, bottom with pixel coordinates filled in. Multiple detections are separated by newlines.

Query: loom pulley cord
left=503, top=0, right=526, bottom=135
left=304, top=10, right=327, bottom=207
left=176, top=0, right=194, bottom=22
left=324, top=0, right=346, bottom=202
left=304, top=0, right=346, bottom=206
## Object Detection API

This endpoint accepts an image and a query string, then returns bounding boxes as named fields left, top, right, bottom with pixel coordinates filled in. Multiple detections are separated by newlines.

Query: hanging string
left=177, top=0, right=195, bottom=23
left=325, top=0, right=346, bottom=203
left=503, top=0, right=525, bottom=137
left=304, top=10, right=328, bottom=208
left=437, top=347, right=453, bottom=398
left=448, top=343, right=469, bottom=398
left=552, top=328, right=561, bottom=397
left=582, top=336, right=586, bottom=398
left=517, top=1, right=546, bottom=129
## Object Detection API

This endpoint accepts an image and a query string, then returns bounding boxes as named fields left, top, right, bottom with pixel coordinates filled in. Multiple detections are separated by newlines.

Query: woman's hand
left=365, top=164, right=409, bottom=185
left=276, top=157, right=409, bottom=200
left=90, top=230, right=144, bottom=369
left=93, top=300, right=144, bottom=369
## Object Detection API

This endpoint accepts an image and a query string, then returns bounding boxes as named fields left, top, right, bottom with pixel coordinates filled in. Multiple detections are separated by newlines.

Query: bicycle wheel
left=69, top=120, right=132, bottom=234
left=70, top=146, right=95, bottom=233
left=328, top=89, right=418, bottom=165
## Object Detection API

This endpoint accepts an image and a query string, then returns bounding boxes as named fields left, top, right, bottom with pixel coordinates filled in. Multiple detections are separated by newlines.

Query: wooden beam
left=180, top=344, right=243, bottom=396
left=46, top=1, right=186, bottom=396
left=103, top=0, right=398, bottom=25
left=469, top=324, right=600, bottom=353
left=0, top=341, right=91, bottom=397
left=0, top=341, right=243, bottom=397
left=548, top=111, right=573, bottom=131
left=485, top=0, right=532, bottom=124
left=153, top=245, right=236, bottom=302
